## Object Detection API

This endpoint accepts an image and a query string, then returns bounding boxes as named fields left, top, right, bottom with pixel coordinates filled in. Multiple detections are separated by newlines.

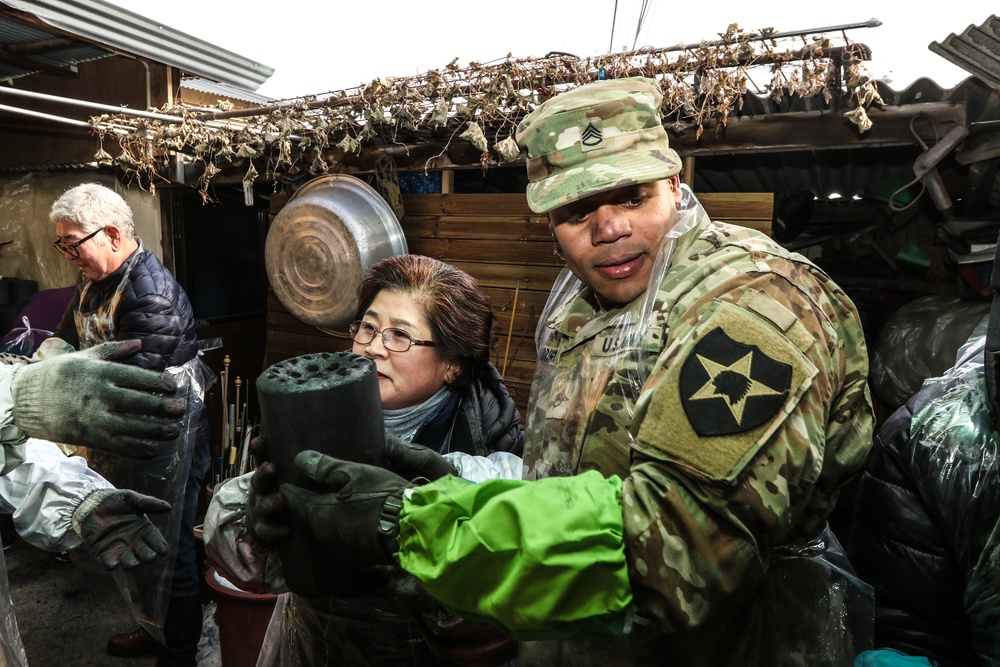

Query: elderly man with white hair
left=50, top=182, right=211, bottom=667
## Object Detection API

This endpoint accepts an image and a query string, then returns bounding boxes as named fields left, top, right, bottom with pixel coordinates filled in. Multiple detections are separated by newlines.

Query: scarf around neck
left=383, top=384, right=455, bottom=444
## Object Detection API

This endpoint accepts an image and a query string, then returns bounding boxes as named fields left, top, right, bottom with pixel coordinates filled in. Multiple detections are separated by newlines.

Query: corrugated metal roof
left=691, top=75, right=997, bottom=205
left=930, top=15, right=1000, bottom=90
left=180, top=78, right=273, bottom=105
left=0, top=15, right=108, bottom=80
left=0, top=0, right=273, bottom=90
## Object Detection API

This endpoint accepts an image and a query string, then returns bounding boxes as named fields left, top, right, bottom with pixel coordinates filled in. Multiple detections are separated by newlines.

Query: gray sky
left=104, top=0, right=995, bottom=100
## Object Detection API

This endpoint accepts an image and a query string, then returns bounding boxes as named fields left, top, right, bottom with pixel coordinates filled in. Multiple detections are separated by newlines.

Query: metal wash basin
left=264, top=174, right=408, bottom=330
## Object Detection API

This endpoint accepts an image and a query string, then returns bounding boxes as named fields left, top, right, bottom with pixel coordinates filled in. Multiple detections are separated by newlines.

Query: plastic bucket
left=205, top=566, right=278, bottom=667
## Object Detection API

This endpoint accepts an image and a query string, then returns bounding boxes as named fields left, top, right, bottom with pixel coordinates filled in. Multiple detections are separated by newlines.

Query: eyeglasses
left=349, top=320, right=436, bottom=352
left=51, top=228, right=104, bottom=258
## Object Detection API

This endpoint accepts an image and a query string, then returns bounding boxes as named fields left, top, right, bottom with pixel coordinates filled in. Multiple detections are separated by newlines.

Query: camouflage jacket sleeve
left=622, top=227, right=873, bottom=632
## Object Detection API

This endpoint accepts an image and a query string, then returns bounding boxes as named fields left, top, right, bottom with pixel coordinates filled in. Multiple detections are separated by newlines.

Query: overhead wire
left=631, top=0, right=657, bottom=50
left=609, top=0, right=619, bottom=53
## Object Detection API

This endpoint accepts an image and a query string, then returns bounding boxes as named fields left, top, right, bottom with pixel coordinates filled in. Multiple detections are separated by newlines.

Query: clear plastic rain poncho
left=518, top=185, right=874, bottom=665
left=0, top=549, right=27, bottom=667
left=869, top=294, right=991, bottom=409
left=67, top=243, right=209, bottom=643
left=86, top=360, right=206, bottom=643
left=863, top=317, right=1000, bottom=662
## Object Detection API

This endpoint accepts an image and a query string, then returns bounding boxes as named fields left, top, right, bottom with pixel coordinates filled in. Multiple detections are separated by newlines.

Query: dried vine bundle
left=89, top=23, right=880, bottom=200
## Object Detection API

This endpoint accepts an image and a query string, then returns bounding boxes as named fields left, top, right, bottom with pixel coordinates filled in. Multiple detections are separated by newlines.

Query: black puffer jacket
left=846, top=327, right=1000, bottom=666
left=414, top=361, right=524, bottom=457
left=54, top=246, right=199, bottom=371
left=445, top=361, right=524, bottom=456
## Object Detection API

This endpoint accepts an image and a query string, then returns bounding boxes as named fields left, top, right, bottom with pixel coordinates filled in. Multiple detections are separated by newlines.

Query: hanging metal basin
left=265, top=174, right=407, bottom=330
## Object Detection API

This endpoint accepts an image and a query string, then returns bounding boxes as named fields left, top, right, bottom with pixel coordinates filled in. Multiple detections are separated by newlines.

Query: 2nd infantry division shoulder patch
left=680, top=327, right=792, bottom=437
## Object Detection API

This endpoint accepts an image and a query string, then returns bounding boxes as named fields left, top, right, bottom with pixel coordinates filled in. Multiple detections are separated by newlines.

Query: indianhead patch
left=679, top=327, right=792, bottom=436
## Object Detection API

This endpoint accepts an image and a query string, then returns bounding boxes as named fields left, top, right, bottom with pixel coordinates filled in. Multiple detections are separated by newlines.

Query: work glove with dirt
left=12, top=340, right=184, bottom=458
left=280, top=451, right=411, bottom=569
left=72, top=488, right=171, bottom=570
left=246, top=455, right=290, bottom=547
left=384, top=431, right=456, bottom=482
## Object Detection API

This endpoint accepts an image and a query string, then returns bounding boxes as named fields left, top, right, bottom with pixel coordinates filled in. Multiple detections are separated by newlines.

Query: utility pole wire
left=632, top=0, right=652, bottom=50
left=609, top=0, right=620, bottom=53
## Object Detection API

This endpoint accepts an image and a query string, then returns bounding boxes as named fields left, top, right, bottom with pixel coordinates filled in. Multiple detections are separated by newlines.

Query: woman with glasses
left=348, top=254, right=523, bottom=454
left=205, top=254, right=524, bottom=666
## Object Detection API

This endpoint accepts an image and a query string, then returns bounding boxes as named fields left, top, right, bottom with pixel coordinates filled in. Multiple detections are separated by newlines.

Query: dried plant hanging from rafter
left=89, top=23, right=880, bottom=201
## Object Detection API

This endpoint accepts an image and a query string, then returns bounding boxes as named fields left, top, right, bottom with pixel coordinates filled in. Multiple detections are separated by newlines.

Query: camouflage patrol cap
left=515, top=77, right=681, bottom=214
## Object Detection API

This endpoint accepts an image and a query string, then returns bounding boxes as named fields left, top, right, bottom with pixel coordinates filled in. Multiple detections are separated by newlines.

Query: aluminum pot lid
left=265, top=174, right=407, bottom=330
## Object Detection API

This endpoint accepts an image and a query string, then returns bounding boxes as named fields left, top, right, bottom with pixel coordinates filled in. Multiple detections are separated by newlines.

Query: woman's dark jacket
left=846, top=329, right=1000, bottom=666
left=415, top=361, right=524, bottom=457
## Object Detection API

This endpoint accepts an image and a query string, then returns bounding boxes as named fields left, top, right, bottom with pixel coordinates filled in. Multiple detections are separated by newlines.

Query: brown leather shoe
left=107, top=627, right=162, bottom=657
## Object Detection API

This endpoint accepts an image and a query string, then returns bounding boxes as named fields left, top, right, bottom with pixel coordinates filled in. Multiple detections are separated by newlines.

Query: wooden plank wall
left=265, top=191, right=774, bottom=415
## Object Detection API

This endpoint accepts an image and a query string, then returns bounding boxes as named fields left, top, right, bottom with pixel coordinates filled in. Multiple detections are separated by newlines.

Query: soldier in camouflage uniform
left=275, top=77, right=876, bottom=666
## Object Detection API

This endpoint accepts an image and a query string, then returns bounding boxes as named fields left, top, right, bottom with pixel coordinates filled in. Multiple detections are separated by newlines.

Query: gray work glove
left=12, top=340, right=184, bottom=459
left=71, top=488, right=171, bottom=570
left=246, top=459, right=290, bottom=546
left=384, top=432, right=456, bottom=482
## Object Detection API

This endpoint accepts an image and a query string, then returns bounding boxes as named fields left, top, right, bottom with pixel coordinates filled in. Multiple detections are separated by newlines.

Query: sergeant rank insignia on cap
left=679, top=327, right=792, bottom=436
left=581, top=121, right=603, bottom=148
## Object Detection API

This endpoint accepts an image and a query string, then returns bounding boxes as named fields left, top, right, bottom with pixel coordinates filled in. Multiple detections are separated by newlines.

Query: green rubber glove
left=71, top=488, right=171, bottom=570
left=279, top=451, right=410, bottom=568
left=12, top=340, right=184, bottom=458
left=384, top=431, right=456, bottom=482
